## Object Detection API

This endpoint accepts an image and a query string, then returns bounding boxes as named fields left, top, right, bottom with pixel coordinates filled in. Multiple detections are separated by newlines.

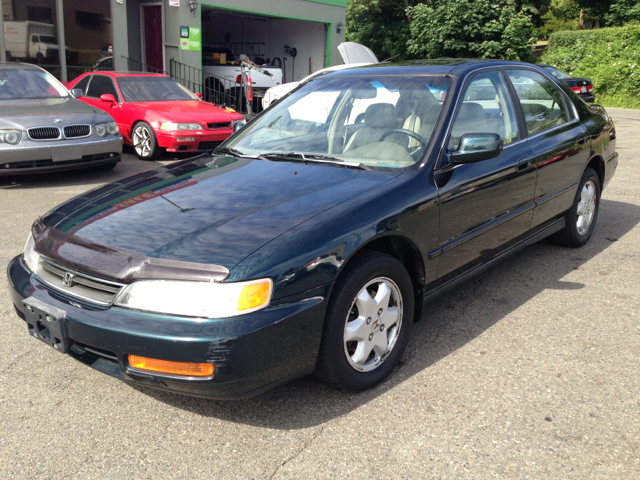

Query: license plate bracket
left=22, top=297, right=69, bottom=353
left=50, top=145, right=82, bottom=162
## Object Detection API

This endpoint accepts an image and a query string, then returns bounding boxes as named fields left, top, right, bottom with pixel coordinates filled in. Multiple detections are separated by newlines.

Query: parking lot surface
left=1, top=112, right=639, bottom=479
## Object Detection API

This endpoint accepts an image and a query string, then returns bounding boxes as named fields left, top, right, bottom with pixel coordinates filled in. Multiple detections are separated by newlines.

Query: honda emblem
left=63, top=272, right=75, bottom=287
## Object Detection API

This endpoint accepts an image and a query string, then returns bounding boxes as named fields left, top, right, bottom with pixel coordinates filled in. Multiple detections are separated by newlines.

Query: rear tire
left=316, top=251, right=414, bottom=392
left=550, top=167, right=600, bottom=247
left=132, top=122, right=162, bottom=160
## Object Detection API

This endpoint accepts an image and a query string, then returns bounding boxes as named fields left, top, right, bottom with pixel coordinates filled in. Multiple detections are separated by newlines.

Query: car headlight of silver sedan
left=114, top=277, right=273, bottom=318
left=0, top=129, right=22, bottom=145
left=93, top=122, right=119, bottom=137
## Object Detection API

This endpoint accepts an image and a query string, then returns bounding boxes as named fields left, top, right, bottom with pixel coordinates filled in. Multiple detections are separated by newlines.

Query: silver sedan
left=0, top=62, right=122, bottom=175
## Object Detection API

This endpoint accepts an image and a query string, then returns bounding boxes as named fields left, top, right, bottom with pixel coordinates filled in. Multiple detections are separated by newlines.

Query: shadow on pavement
left=132, top=198, right=640, bottom=430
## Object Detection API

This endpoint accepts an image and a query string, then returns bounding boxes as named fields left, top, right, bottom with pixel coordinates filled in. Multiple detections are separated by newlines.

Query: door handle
left=577, top=133, right=588, bottom=145
left=516, top=157, right=531, bottom=171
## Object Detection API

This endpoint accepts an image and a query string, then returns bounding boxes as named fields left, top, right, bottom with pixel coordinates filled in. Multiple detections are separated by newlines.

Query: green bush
left=407, top=0, right=536, bottom=61
left=541, top=26, right=640, bottom=108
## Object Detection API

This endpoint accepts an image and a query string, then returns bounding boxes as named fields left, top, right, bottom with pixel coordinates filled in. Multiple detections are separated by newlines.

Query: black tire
left=131, top=122, right=162, bottom=160
left=94, top=161, right=118, bottom=171
left=36, top=53, right=44, bottom=64
left=550, top=167, right=601, bottom=247
left=316, top=250, right=414, bottom=392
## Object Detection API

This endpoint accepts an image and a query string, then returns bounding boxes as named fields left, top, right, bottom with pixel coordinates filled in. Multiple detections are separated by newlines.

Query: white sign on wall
left=169, top=0, right=180, bottom=6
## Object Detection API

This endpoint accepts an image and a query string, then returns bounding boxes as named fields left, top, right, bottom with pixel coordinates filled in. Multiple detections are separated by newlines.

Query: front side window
left=450, top=70, right=520, bottom=149
left=506, top=69, right=570, bottom=136
left=117, top=76, right=197, bottom=102
left=86, top=75, right=120, bottom=102
left=227, top=74, right=452, bottom=169
left=73, top=75, right=91, bottom=95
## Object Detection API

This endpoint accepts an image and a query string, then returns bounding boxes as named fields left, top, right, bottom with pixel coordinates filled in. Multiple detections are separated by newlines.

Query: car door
left=505, top=68, right=590, bottom=229
left=84, top=74, right=126, bottom=134
left=433, top=69, right=536, bottom=282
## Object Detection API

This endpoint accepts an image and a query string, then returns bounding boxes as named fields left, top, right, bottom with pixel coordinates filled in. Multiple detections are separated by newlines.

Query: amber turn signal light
left=128, top=355, right=214, bottom=377
left=237, top=280, right=272, bottom=312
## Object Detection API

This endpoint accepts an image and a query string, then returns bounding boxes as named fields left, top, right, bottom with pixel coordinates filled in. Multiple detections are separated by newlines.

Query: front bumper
left=156, top=130, right=233, bottom=153
left=7, top=255, right=329, bottom=399
left=0, top=136, right=122, bottom=176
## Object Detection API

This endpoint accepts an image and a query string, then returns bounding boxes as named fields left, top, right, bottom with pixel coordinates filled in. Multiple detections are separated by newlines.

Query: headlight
left=160, top=122, right=203, bottom=131
left=114, top=278, right=273, bottom=318
left=0, top=129, right=22, bottom=145
left=23, top=233, right=39, bottom=272
left=233, top=119, right=246, bottom=133
left=93, top=122, right=118, bottom=137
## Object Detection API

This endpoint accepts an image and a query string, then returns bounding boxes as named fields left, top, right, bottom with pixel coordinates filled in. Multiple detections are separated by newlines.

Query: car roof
left=78, top=71, right=169, bottom=78
left=322, top=59, right=537, bottom=78
left=0, top=62, right=44, bottom=71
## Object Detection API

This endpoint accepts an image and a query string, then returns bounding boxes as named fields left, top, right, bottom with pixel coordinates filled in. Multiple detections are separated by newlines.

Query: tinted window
left=74, top=75, right=91, bottom=95
left=451, top=70, right=519, bottom=149
left=117, top=76, right=196, bottom=102
left=86, top=75, right=120, bottom=101
left=506, top=69, right=570, bottom=136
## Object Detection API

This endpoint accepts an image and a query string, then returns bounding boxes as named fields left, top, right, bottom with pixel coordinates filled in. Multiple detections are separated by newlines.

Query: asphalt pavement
left=1, top=113, right=639, bottom=479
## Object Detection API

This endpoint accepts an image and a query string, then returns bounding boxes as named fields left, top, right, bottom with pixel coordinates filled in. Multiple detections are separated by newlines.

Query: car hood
left=43, top=154, right=400, bottom=270
left=338, top=42, right=379, bottom=65
left=0, top=97, right=111, bottom=128
left=131, top=100, right=240, bottom=123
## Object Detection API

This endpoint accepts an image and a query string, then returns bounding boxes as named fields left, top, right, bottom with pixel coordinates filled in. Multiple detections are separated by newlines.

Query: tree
left=606, top=0, right=640, bottom=26
left=407, top=0, right=536, bottom=61
left=346, top=0, right=420, bottom=61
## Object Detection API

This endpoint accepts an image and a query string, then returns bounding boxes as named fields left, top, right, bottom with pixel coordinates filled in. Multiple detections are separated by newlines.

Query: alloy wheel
left=343, top=277, right=403, bottom=372
left=133, top=125, right=152, bottom=158
left=576, top=179, right=597, bottom=236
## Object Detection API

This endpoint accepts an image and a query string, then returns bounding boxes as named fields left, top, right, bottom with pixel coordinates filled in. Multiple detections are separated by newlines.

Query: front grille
left=28, top=127, right=60, bottom=141
left=35, top=257, right=125, bottom=306
left=63, top=125, right=91, bottom=138
left=207, top=122, right=231, bottom=129
left=198, top=141, right=222, bottom=151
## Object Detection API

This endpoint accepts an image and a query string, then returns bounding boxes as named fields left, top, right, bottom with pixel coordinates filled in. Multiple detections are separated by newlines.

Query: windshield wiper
left=260, top=152, right=367, bottom=169
left=212, top=146, right=246, bottom=157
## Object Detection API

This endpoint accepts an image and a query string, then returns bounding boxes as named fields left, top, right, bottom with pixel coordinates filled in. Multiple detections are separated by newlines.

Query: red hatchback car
left=66, top=72, right=246, bottom=159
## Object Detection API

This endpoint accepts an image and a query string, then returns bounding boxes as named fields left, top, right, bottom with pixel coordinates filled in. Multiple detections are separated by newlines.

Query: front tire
left=551, top=167, right=600, bottom=247
left=132, top=122, right=162, bottom=160
left=316, top=251, right=414, bottom=392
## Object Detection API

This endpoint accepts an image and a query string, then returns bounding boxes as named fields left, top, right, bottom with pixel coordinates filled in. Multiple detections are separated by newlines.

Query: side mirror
left=195, top=92, right=203, bottom=99
left=70, top=88, right=83, bottom=98
left=100, top=94, right=117, bottom=105
left=450, top=133, right=502, bottom=164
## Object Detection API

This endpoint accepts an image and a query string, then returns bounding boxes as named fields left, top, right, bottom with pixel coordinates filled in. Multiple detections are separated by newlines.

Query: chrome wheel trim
left=576, top=179, right=597, bottom=236
left=133, top=125, right=152, bottom=158
left=343, top=277, right=403, bottom=373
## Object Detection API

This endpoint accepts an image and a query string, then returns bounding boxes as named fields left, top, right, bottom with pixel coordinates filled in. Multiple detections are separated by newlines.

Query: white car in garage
left=262, top=42, right=379, bottom=110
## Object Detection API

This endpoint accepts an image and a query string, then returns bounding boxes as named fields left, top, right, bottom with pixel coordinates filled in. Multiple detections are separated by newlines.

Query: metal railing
left=124, top=57, right=167, bottom=75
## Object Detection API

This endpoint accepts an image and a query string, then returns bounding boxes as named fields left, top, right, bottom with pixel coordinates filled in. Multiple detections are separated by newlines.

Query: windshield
left=116, top=76, right=197, bottom=102
left=40, top=35, right=58, bottom=45
left=227, top=74, right=452, bottom=169
left=0, top=68, right=69, bottom=99
left=543, top=66, right=572, bottom=80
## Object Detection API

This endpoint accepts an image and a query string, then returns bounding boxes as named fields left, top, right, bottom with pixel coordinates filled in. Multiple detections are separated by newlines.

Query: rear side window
left=86, top=75, right=120, bottom=102
left=74, top=75, right=91, bottom=95
left=506, top=69, right=570, bottom=136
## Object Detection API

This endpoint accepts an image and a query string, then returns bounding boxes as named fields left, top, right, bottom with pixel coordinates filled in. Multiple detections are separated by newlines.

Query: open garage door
left=200, top=5, right=330, bottom=113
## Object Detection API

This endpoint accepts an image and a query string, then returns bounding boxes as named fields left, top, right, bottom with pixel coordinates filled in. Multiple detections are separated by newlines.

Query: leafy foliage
left=541, top=26, right=640, bottom=108
left=406, top=0, right=536, bottom=61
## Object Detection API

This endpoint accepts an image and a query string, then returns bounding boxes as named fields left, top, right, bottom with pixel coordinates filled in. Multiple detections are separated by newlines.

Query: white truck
left=4, top=21, right=59, bottom=63
left=201, top=46, right=283, bottom=111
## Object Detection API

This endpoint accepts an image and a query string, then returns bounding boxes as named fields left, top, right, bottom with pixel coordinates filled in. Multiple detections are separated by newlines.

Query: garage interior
left=201, top=6, right=330, bottom=84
